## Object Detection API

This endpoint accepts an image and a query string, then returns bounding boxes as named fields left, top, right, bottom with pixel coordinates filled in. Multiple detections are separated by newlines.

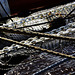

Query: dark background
left=8, top=0, right=74, bottom=15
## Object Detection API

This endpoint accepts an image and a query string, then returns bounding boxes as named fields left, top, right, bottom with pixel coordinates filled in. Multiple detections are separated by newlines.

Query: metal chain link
left=0, top=36, right=75, bottom=59
left=2, top=2, right=75, bottom=29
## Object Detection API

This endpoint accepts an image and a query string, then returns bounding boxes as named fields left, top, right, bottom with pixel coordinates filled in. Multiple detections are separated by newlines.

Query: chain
left=0, top=22, right=74, bottom=58
left=0, top=22, right=75, bottom=55
left=0, top=22, right=74, bottom=69
left=2, top=2, right=75, bottom=28
left=0, top=2, right=74, bottom=72
left=0, top=36, right=75, bottom=59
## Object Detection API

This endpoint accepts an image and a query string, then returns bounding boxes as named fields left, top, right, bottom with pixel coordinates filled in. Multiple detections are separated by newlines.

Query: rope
left=0, top=36, right=75, bottom=59
left=0, top=27, right=75, bottom=41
